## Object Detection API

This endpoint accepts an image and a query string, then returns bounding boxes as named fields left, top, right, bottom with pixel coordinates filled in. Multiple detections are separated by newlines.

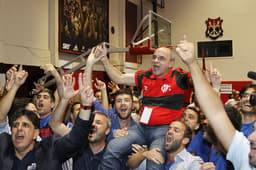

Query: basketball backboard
left=130, top=10, right=172, bottom=53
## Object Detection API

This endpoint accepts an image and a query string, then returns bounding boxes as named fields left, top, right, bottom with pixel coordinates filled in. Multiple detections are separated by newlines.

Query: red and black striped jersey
left=135, top=68, right=191, bottom=125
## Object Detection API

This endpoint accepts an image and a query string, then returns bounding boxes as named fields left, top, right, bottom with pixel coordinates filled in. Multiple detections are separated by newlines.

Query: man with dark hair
left=202, top=105, right=241, bottom=170
left=0, top=73, right=94, bottom=169
left=181, top=107, right=200, bottom=134
left=127, top=119, right=202, bottom=169
left=0, top=65, right=28, bottom=134
left=34, top=88, right=55, bottom=139
left=239, top=83, right=256, bottom=137
left=180, top=106, right=212, bottom=162
left=106, top=88, right=137, bottom=141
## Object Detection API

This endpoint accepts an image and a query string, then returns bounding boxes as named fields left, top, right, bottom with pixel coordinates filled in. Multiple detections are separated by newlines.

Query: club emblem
left=205, top=17, right=223, bottom=40
left=161, top=84, right=171, bottom=93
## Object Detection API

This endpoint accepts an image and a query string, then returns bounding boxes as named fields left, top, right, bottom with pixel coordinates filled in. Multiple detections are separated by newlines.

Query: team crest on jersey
left=205, top=17, right=223, bottom=40
left=144, top=85, right=148, bottom=91
left=161, top=84, right=171, bottom=93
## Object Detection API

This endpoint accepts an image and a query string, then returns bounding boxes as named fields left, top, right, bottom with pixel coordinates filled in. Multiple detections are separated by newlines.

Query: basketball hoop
left=38, top=11, right=173, bottom=86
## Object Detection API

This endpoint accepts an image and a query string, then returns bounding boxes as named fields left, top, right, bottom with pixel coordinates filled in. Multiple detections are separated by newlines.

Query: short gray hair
left=93, top=111, right=112, bottom=129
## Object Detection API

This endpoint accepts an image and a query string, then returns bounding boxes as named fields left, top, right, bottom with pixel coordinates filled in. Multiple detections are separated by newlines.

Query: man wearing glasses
left=87, top=45, right=192, bottom=170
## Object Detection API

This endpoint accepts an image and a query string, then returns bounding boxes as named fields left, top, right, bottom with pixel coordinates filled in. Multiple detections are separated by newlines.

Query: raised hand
left=40, top=64, right=59, bottom=77
left=5, top=65, right=18, bottom=91
left=108, top=80, right=120, bottom=94
left=176, top=35, right=195, bottom=65
left=87, top=43, right=108, bottom=65
left=79, top=73, right=94, bottom=106
left=14, top=65, right=28, bottom=86
left=94, top=78, right=106, bottom=91
left=62, top=74, right=79, bottom=100
left=209, top=62, right=222, bottom=90
left=32, top=82, right=44, bottom=95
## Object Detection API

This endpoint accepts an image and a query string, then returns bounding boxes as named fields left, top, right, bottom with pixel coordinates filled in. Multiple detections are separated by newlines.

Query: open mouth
left=153, top=65, right=160, bottom=71
left=15, top=134, right=25, bottom=142
left=166, top=133, right=173, bottom=143
left=37, top=103, right=44, bottom=109
left=89, top=125, right=97, bottom=135
left=244, top=102, right=252, bottom=107
left=120, top=108, right=127, bottom=112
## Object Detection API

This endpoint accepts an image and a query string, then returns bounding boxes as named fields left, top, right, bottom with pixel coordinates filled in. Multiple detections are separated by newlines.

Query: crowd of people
left=0, top=37, right=256, bottom=170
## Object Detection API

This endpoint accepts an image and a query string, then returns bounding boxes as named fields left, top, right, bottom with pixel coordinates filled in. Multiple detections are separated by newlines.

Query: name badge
left=140, top=107, right=152, bottom=124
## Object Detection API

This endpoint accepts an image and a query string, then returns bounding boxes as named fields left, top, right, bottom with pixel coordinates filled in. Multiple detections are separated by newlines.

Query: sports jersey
left=135, top=68, right=191, bottom=125
left=39, top=113, right=52, bottom=139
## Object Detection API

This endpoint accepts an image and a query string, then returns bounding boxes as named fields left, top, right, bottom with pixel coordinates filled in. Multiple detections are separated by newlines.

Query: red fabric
left=135, top=68, right=191, bottom=125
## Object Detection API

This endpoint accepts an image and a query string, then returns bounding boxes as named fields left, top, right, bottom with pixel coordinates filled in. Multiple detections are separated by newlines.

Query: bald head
left=151, top=47, right=175, bottom=78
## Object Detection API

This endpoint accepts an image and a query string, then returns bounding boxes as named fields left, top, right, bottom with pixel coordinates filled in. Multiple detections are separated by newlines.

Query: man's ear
left=105, top=128, right=110, bottom=136
left=182, top=137, right=190, bottom=145
left=34, top=129, right=40, bottom=140
left=50, top=102, right=55, bottom=109
left=194, top=123, right=200, bottom=131
left=169, top=60, right=175, bottom=68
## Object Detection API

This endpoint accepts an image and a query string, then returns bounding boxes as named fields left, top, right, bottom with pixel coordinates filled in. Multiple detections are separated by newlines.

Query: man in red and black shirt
left=90, top=45, right=191, bottom=170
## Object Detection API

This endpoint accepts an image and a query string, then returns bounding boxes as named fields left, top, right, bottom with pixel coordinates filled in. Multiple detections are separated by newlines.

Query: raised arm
left=94, top=78, right=109, bottom=110
left=54, top=72, right=94, bottom=161
left=86, top=43, right=135, bottom=86
left=108, top=80, right=120, bottom=94
left=176, top=36, right=235, bottom=150
left=100, top=56, right=135, bottom=86
left=0, top=65, right=28, bottom=122
left=40, top=64, right=63, bottom=106
left=49, top=74, right=78, bottom=136
left=78, top=72, right=94, bottom=120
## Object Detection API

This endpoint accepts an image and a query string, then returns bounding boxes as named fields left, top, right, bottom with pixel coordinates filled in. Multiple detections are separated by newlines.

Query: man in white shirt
left=176, top=36, right=256, bottom=170
left=127, top=119, right=202, bottom=170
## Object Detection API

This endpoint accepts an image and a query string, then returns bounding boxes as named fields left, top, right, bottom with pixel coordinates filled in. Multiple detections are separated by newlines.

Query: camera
left=249, top=93, right=256, bottom=106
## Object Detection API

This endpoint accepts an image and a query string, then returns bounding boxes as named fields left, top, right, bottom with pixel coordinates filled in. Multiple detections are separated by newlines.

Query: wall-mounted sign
left=205, top=17, right=223, bottom=40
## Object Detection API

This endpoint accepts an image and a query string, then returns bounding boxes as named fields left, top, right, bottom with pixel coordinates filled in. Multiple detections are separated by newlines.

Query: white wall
left=139, top=0, right=256, bottom=81
left=0, top=0, right=255, bottom=81
left=0, top=0, right=51, bottom=66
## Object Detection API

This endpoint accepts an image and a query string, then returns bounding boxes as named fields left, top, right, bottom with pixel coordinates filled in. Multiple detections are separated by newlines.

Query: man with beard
left=48, top=73, right=112, bottom=170
left=73, top=111, right=111, bottom=170
left=106, top=88, right=138, bottom=141
left=181, top=107, right=212, bottom=162
left=87, top=44, right=191, bottom=170
left=239, top=84, right=256, bottom=137
left=175, top=36, right=256, bottom=169
left=127, top=119, right=202, bottom=169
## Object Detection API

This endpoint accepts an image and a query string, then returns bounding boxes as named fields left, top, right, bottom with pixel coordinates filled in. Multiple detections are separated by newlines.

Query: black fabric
left=12, top=149, right=37, bottom=170
left=73, top=146, right=106, bottom=170
left=142, top=94, right=185, bottom=110
left=0, top=117, right=90, bottom=170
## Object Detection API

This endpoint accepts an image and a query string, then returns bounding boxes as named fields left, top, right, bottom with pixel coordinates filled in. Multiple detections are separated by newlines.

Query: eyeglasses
left=241, top=93, right=251, bottom=98
left=152, top=55, right=167, bottom=61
